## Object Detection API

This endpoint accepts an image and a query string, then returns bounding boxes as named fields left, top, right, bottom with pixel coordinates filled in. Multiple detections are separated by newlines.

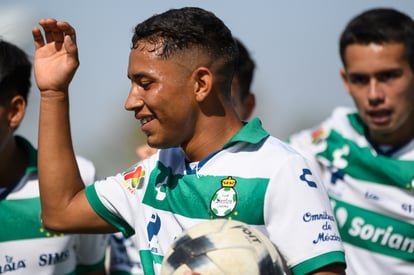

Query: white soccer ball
left=161, top=219, right=285, bottom=275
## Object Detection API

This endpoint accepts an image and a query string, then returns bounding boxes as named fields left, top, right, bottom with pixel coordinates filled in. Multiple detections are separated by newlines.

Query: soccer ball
left=161, top=219, right=285, bottom=275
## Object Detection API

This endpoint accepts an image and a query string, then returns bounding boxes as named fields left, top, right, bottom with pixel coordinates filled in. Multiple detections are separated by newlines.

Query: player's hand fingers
left=56, top=21, right=78, bottom=54
left=32, top=26, right=45, bottom=49
left=38, top=18, right=58, bottom=43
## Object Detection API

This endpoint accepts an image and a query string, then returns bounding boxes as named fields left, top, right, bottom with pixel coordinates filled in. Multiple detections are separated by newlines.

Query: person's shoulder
left=330, top=106, right=356, bottom=119
left=264, top=135, right=308, bottom=159
left=75, top=155, right=95, bottom=170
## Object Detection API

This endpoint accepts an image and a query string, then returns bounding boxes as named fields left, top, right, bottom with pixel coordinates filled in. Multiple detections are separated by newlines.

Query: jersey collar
left=223, top=117, right=269, bottom=149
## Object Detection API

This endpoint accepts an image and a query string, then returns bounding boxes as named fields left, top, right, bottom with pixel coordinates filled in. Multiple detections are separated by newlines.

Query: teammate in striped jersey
left=0, top=39, right=108, bottom=274
left=288, top=8, right=414, bottom=275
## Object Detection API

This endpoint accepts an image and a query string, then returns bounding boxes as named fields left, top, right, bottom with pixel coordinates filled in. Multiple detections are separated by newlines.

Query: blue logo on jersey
left=300, top=168, right=317, bottom=188
left=328, top=164, right=345, bottom=184
left=146, top=214, right=161, bottom=242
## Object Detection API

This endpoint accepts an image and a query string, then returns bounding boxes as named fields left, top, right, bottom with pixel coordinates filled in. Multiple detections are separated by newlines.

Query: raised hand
left=32, top=18, right=79, bottom=93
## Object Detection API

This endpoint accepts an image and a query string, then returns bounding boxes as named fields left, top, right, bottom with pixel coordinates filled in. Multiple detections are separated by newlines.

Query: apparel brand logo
left=299, top=169, right=317, bottom=188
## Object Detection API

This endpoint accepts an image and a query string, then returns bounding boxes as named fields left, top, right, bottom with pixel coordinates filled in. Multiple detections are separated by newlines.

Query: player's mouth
left=367, top=109, right=392, bottom=124
left=140, top=116, right=155, bottom=126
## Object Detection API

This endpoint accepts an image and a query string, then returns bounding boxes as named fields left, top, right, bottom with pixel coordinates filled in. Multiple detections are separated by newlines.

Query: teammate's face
left=125, top=42, right=198, bottom=149
left=341, top=43, right=414, bottom=145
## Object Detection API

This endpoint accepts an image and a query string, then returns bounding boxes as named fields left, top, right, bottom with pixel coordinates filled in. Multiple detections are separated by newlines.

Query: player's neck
left=182, top=114, right=243, bottom=162
left=0, top=136, right=28, bottom=188
left=368, top=123, right=414, bottom=149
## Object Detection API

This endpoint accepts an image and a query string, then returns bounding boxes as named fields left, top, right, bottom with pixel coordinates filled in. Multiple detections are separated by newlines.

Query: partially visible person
left=0, top=39, right=109, bottom=274
left=109, top=232, right=143, bottom=275
left=135, top=37, right=256, bottom=160
left=32, top=7, right=346, bottom=274
left=288, top=8, right=414, bottom=275
left=231, top=37, right=256, bottom=121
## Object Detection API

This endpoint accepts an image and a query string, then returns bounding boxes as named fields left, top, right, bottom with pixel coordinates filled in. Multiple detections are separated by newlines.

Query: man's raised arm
left=32, top=19, right=114, bottom=233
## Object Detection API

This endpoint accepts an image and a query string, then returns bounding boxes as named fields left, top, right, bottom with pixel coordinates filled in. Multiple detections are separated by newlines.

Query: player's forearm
left=38, top=90, right=85, bottom=230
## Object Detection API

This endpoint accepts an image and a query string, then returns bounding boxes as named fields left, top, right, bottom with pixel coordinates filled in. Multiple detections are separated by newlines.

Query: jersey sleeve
left=85, top=158, right=154, bottom=238
left=264, top=153, right=346, bottom=274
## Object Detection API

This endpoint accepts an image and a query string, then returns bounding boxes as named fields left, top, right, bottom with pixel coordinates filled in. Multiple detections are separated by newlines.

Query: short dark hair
left=234, top=38, right=255, bottom=100
left=131, top=7, right=238, bottom=95
left=0, top=39, right=32, bottom=103
left=339, top=8, right=414, bottom=71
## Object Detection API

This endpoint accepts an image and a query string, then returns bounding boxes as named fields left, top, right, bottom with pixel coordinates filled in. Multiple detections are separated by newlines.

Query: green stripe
left=332, top=198, right=414, bottom=261
left=318, top=129, right=414, bottom=191
left=139, top=250, right=163, bottom=275
left=0, top=198, right=67, bottom=241
left=347, top=113, right=365, bottom=135
left=291, top=251, right=345, bottom=275
left=142, top=161, right=269, bottom=224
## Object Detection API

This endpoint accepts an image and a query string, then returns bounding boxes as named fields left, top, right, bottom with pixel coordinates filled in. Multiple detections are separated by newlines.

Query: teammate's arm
left=32, top=18, right=115, bottom=233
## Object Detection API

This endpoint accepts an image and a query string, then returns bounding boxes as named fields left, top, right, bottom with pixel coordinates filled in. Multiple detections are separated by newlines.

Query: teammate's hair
left=339, top=8, right=414, bottom=71
left=0, top=39, right=32, bottom=103
left=234, top=38, right=256, bottom=101
left=131, top=7, right=238, bottom=97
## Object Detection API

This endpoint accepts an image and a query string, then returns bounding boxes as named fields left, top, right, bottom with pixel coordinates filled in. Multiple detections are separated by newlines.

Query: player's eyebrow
left=127, top=72, right=152, bottom=81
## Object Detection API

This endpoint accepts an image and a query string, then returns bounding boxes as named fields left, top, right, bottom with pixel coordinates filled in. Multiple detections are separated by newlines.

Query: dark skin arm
left=32, top=18, right=116, bottom=233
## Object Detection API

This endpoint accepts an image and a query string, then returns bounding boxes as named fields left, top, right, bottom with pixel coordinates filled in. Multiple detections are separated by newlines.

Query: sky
left=2, top=0, right=414, bottom=177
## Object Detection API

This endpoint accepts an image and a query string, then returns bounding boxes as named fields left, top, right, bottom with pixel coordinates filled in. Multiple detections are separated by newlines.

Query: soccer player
left=0, top=39, right=108, bottom=274
left=32, top=7, right=346, bottom=274
left=109, top=37, right=257, bottom=275
left=288, top=8, right=414, bottom=275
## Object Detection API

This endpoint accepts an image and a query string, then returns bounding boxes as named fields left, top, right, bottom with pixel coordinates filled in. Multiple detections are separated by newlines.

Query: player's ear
left=8, top=95, right=26, bottom=129
left=193, top=67, right=212, bottom=102
left=340, top=67, right=351, bottom=95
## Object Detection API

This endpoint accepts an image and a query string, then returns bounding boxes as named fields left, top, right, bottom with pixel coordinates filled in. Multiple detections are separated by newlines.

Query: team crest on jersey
left=122, top=165, right=145, bottom=192
left=311, top=127, right=327, bottom=144
left=210, top=176, right=238, bottom=217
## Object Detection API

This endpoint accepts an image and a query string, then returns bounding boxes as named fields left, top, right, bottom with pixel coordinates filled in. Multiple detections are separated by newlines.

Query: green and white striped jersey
left=86, top=118, right=345, bottom=275
left=0, top=136, right=108, bottom=275
left=289, top=107, right=414, bottom=275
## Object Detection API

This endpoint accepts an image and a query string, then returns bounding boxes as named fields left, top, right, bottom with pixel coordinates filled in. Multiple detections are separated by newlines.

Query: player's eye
left=376, top=70, right=402, bottom=82
left=348, top=74, right=369, bottom=85
left=139, top=80, right=153, bottom=91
